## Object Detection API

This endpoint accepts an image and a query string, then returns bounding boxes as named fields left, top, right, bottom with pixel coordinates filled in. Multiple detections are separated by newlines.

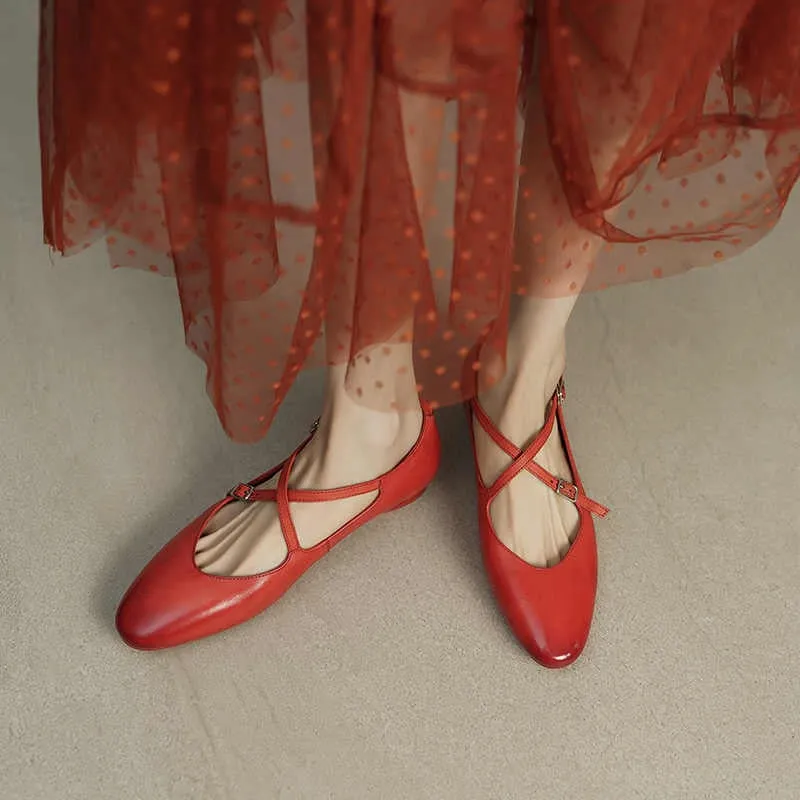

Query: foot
left=472, top=348, right=578, bottom=568
left=195, top=403, right=423, bottom=576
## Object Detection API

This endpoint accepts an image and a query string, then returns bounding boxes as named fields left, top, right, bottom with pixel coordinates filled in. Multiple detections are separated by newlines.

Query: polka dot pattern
left=39, top=0, right=800, bottom=441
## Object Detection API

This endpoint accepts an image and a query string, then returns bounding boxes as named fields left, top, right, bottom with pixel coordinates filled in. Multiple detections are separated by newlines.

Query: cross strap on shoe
left=469, top=381, right=608, bottom=520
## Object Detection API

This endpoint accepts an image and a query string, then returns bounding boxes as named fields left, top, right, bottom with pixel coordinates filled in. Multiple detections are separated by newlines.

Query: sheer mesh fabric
left=39, top=0, right=800, bottom=441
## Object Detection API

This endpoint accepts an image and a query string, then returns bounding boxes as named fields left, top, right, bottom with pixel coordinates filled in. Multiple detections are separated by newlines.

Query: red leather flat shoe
left=116, top=405, right=440, bottom=650
left=467, top=381, right=608, bottom=668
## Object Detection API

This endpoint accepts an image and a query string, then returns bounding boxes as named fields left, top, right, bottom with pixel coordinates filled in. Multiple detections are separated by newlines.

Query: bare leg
left=197, top=88, right=445, bottom=576
left=472, top=80, right=599, bottom=567
left=473, top=295, right=579, bottom=567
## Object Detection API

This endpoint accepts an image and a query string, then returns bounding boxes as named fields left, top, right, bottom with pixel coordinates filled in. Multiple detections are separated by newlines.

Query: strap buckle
left=555, top=380, right=566, bottom=405
left=228, top=483, right=254, bottom=501
left=555, top=479, right=578, bottom=503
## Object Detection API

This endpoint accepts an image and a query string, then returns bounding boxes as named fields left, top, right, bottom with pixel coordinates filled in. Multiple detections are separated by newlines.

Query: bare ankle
left=301, top=397, right=423, bottom=489
left=478, top=338, right=566, bottom=434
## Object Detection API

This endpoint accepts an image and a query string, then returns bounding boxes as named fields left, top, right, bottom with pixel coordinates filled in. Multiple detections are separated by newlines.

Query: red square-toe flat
left=467, top=381, right=608, bottom=668
left=116, top=405, right=441, bottom=650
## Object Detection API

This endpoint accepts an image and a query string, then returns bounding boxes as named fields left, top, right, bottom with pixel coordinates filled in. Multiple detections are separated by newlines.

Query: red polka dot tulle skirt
left=39, top=1, right=800, bottom=441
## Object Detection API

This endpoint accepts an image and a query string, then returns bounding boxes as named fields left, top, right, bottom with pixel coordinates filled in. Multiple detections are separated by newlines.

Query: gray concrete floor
left=2, top=4, right=799, bottom=799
